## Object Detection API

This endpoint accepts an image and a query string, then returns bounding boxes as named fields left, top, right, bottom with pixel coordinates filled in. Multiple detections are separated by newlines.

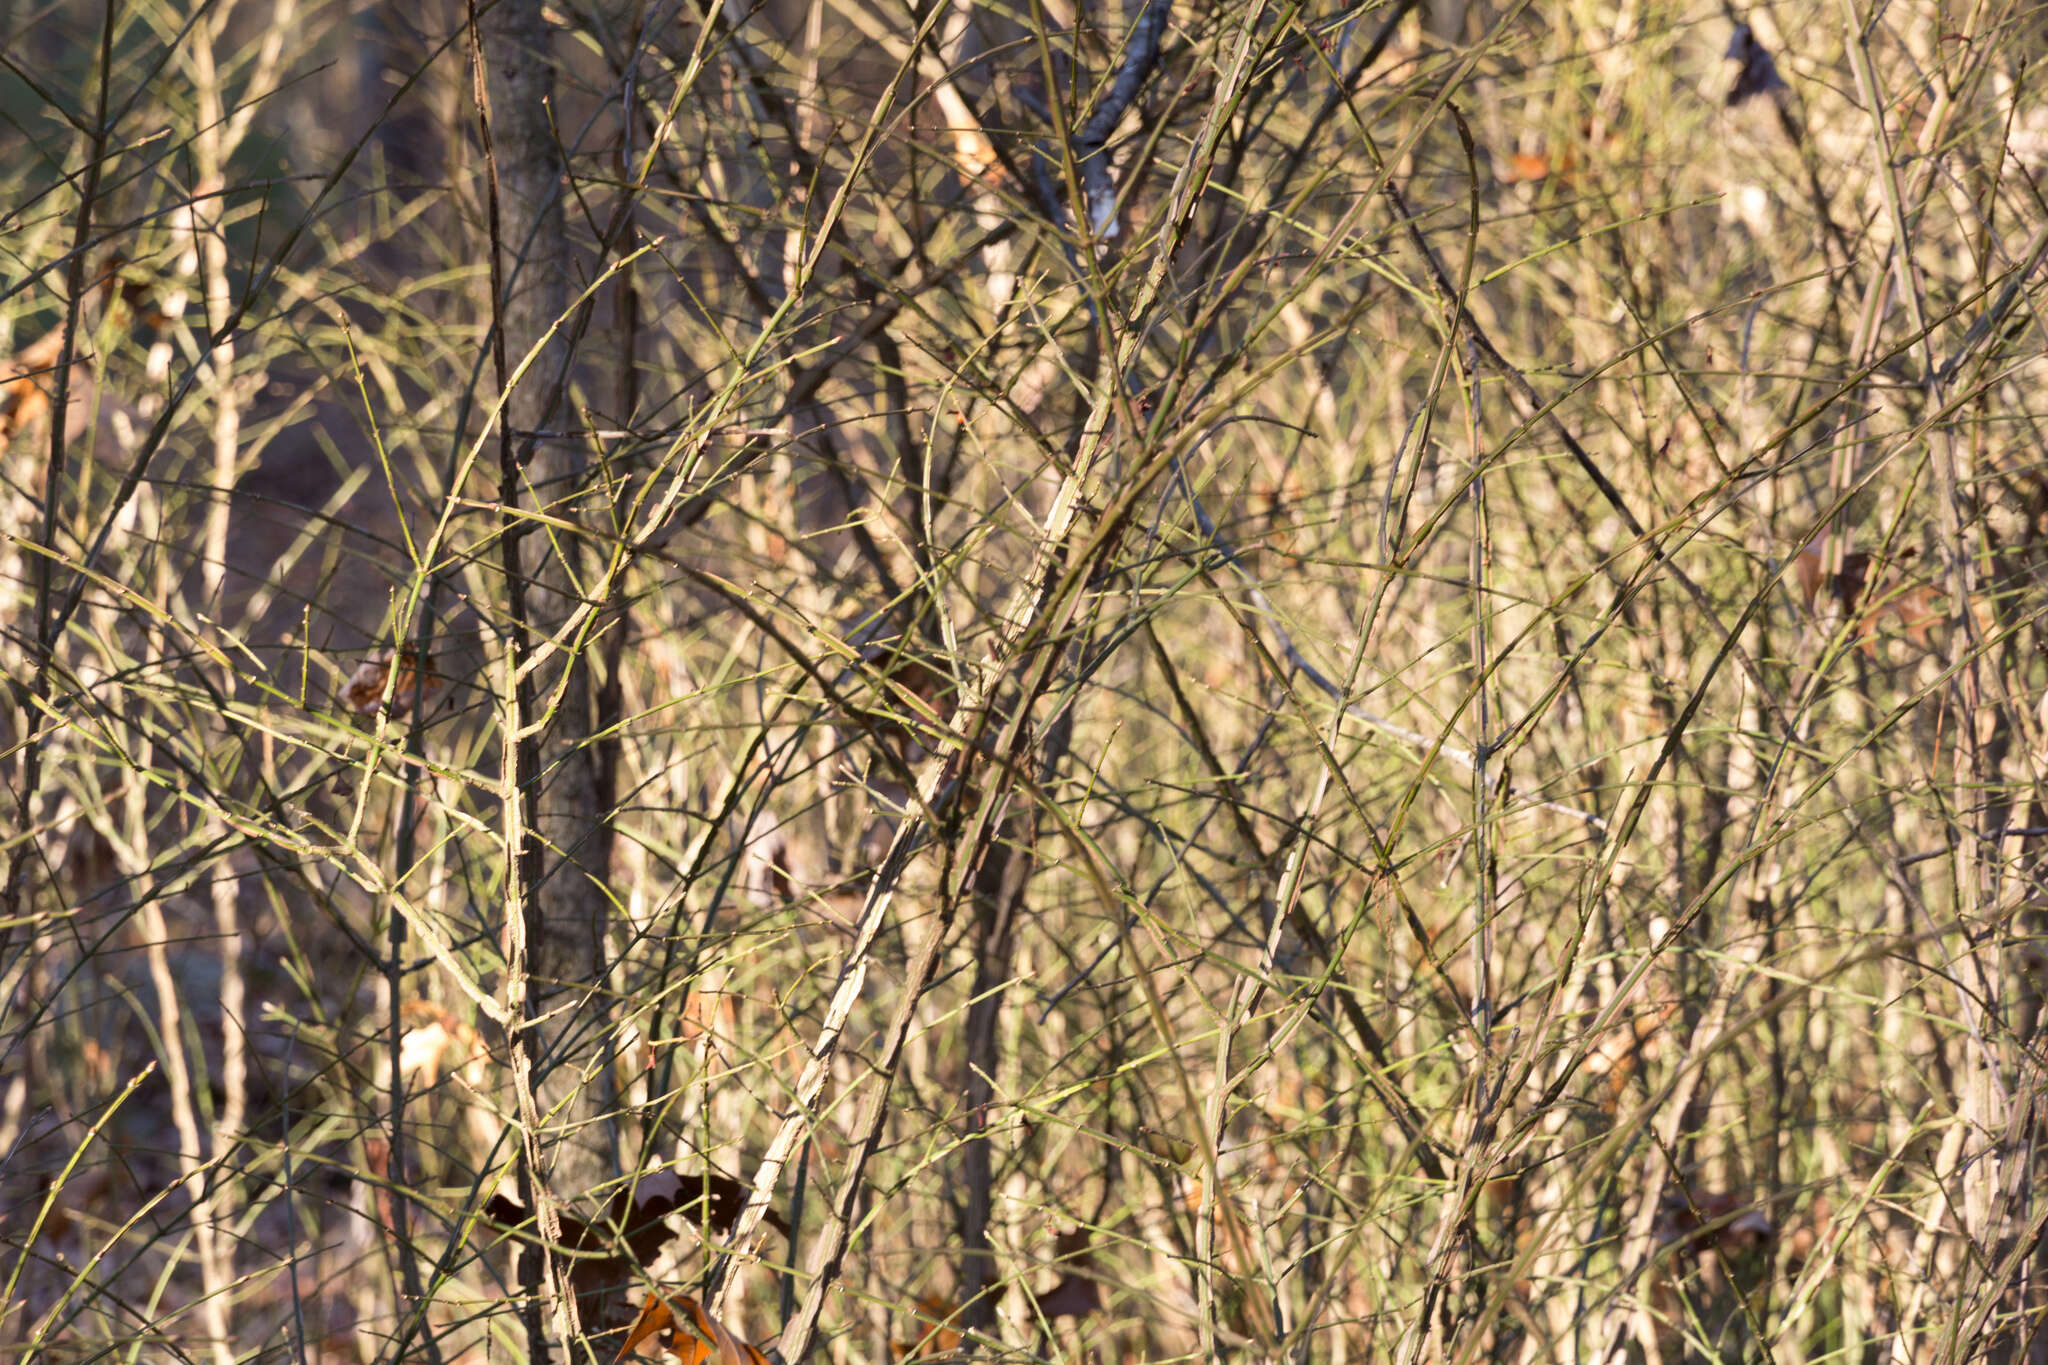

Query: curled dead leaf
left=617, top=1291, right=772, bottom=1364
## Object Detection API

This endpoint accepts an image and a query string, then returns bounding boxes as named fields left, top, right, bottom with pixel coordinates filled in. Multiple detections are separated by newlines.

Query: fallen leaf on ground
left=616, top=1292, right=771, bottom=1364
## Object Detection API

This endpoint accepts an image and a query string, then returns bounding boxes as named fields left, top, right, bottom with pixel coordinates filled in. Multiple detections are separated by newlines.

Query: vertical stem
left=187, top=10, right=247, bottom=1355
left=469, top=0, right=570, bottom=1351
left=959, top=814, right=1031, bottom=1332
left=1, top=0, right=115, bottom=961
left=385, top=729, right=448, bottom=1365
left=1464, top=343, right=1493, bottom=1068
left=483, top=0, right=614, bottom=1215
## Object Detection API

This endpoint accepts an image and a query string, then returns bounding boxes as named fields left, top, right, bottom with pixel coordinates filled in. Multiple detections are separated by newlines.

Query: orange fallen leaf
left=617, top=1296, right=689, bottom=1362
left=616, top=1292, right=771, bottom=1364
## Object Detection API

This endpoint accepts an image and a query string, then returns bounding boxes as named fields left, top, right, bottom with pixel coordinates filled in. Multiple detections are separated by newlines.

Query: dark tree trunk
left=484, top=0, right=616, bottom=1228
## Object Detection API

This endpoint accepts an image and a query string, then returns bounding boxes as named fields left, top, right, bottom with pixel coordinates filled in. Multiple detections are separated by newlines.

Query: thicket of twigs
left=4, top=0, right=2047, bottom=1359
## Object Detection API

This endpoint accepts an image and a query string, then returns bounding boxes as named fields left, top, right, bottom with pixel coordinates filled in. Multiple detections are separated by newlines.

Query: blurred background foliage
left=3, top=0, right=2048, bottom=1359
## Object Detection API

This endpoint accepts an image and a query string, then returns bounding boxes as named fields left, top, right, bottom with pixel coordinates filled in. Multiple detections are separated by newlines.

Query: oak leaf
left=616, top=1291, right=771, bottom=1364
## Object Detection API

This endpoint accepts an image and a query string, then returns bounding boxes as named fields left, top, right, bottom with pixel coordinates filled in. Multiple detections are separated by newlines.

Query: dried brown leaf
left=616, top=1293, right=772, bottom=1364
left=617, top=1295, right=682, bottom=1362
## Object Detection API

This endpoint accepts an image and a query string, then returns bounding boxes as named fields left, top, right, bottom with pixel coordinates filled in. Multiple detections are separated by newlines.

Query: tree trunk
left=484, top=0, right=616, bottom=1212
